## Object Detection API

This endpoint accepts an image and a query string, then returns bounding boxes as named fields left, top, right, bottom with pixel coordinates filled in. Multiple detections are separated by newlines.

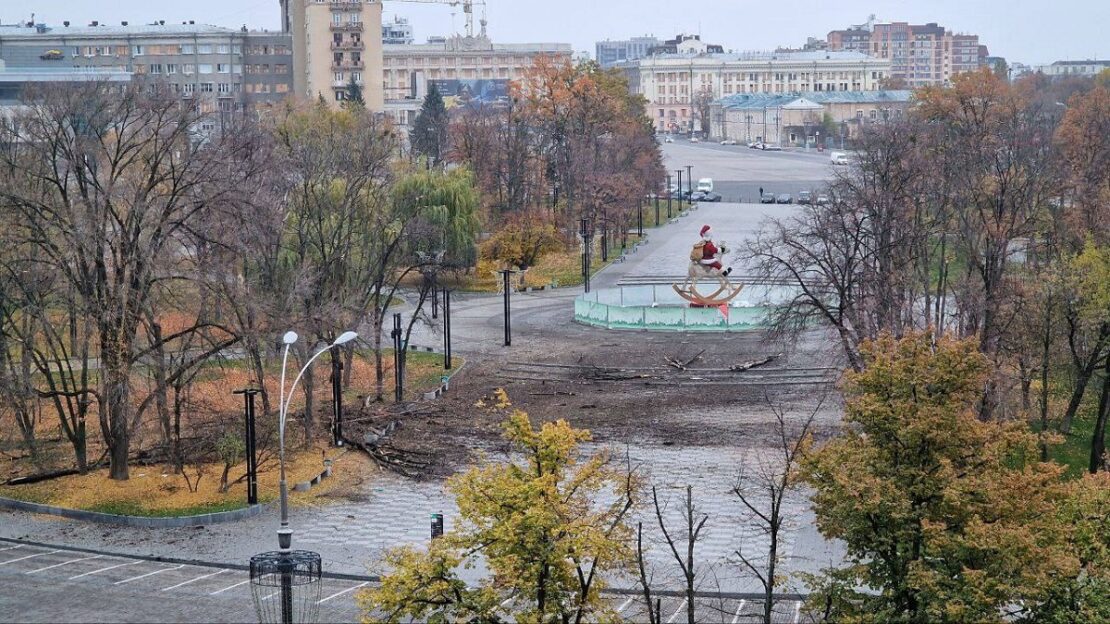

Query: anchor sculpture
left=672, top=224, right=744, bottom=306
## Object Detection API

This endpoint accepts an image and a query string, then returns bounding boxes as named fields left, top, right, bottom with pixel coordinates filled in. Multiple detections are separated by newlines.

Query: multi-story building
left=382, top=16, right=414, bottom=45
left=827, top=20, right=988, bottom=87
left=595, top=36, right=661, bottom=67
left=1036, top=59, right=1110, bottom=79
left=710, top=90, right=913, bottom=147
left=0, top=59, right=133, bottom=112
left=283, top=0, right=384, bottom=109
left=0, top=21, right=293, bottom=114
left=615, top=50, right=891, bottom=134
left=648, top=34, right=724, bottom=56
left=382, top=32, right=571, bottom=129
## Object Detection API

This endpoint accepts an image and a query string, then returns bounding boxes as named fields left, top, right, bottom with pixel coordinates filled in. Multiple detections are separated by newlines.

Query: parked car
left=720, top=139, right=737, bottom=145
left=664, top=135, right=674, bottom=143
left=776, top=193, right=793, bottom=204
left=762, top=143, right=783, bottom=151
left=815, top=193, right=831, bottom=205
left=760, top=192, right=777, bottom=204
left=690, top=191, right=708, bottom=202
left=749, top=142, right=763, bottom=149
left=797, top=191, right=813, bottom=205
left=689, top=136, right=701, bottom=143
left=696, top=178, right=714, bottom=193
left=700, top=191, right=722, bottom=202
left=830, top=151, right=850, bottom=165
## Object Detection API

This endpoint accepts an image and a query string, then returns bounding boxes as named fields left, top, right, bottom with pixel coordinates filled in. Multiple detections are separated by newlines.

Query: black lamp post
left=392, top=313, right=405, bottom=402
left=498, top=269, right=514, bottom=347
left=686, top=165, right=693, bottom=197
left=637, top=198, right=644, bottom=238
left=442, top=289, right=452, bottom=370
left=666, top=174, right=673, bottom=218
left=579, top=217, right=593, bottom=293
left=676, top=170, right=683, bottom=206
left=233, top=388, right=259, bottom=505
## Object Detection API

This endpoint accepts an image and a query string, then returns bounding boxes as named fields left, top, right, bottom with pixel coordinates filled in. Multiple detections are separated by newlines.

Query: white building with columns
left=614, top=50, right=892, bottom=135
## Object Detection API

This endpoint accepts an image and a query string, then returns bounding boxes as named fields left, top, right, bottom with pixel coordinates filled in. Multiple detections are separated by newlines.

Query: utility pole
left=498, top=269, right=513, bottom=347
left=666, top=174, right=673, bottom=218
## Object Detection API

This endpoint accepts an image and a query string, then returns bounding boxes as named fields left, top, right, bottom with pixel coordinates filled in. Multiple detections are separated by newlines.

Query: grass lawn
left=0, top=442, right=374, bottom=517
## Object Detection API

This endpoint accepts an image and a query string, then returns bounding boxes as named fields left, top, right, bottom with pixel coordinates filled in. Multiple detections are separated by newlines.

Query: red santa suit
left=699, top=224, right=725, bottom=271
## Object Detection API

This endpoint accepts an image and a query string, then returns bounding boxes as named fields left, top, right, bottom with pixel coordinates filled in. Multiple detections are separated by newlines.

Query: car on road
left=830, top=151, right=850, bottom=165
left=761, top=143, right=783, bottom=151
left=690, top=191, right=707, bottom=202
left=797, top=191, right=813, bottom=205
left=776, top=193, right=793, bottom=204
left=696, top=178, right=714, bottom=193
left=699, top=191, right=722, bottom=202
left=664, top=135, right=674, bottom=143
left=720, top=139, right=738, bottom=145
left=689, top=136, right=701, bottom=143
left=760, top=192, right=776, bottom=204
left=815, top=193, right=831, bottom=205
left=749, top=142, right=763, bottom=149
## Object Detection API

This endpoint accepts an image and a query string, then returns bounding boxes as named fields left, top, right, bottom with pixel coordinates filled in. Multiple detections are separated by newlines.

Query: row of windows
left=139, top=63, right=241, bottom=75
left=657, top=70, right=878, bottom=83
left=383, top=67, right=513, bottom=80
left=69, top=43, right=289, bottom=58
left=384, top=56, right=537, bottom=68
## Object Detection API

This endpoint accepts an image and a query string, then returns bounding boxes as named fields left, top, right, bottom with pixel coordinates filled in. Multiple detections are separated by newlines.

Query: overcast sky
left=8, top=0, right=1107, bottom=65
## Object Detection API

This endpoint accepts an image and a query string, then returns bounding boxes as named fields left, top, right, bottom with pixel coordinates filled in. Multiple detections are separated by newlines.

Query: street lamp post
left=686, top=165, right=693, bottom=197
left=233, top=388, right=259, bottom=505
left=666, top=174, right=673, bottom=218
left=499, top=269, right=514, bottom=347
left=251, top=329, right=357, bottom=624
left=580, top=218, right=593, bottom=294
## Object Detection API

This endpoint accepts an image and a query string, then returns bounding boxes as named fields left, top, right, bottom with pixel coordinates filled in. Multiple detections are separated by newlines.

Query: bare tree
left=644, top=485, right=708, bottom=624
left=0, top=82, right=267, bottom=479
left=733, top=395, right=822, bottom=624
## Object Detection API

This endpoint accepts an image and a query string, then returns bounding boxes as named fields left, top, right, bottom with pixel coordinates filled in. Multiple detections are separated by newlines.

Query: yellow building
left=284, top=0, right=384, bottom=109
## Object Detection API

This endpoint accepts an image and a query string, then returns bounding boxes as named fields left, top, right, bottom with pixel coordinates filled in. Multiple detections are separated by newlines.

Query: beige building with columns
left=282, top=0, right=384, bottom=109
left=615, top=50, right=891, bottom=135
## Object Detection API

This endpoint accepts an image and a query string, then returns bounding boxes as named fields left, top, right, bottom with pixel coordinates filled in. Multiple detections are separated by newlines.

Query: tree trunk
left=101, top=349, right=133, bottom=481
left=1089, top=354, right=1110, bottom=474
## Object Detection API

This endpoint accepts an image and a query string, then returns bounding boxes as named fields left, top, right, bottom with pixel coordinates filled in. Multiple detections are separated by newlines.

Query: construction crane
left=388, top=0, right=487, bottom=39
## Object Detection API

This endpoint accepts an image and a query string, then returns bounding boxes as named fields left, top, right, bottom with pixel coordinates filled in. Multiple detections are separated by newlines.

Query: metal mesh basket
left=250, top=550, right=323, bottom=624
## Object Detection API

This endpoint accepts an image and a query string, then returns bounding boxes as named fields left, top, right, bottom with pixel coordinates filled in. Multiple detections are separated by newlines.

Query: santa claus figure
left=698, top=225, right=732, bottom=276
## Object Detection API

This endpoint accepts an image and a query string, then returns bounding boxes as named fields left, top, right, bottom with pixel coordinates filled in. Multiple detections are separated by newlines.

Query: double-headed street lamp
left=251, top=329, right=357, bottom=624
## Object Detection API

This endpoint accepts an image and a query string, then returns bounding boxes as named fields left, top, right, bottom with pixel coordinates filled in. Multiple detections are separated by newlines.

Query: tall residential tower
left=282, top=0, right=384, bottom=108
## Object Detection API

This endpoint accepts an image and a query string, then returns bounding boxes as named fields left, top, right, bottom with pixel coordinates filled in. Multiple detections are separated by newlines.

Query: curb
left=0, top=495, right=271, bottom=528
left=404, top=344, right=466, bottom=401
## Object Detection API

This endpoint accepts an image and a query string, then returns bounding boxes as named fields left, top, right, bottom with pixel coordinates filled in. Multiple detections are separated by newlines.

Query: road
left=662, top=140, right=832, bottom=202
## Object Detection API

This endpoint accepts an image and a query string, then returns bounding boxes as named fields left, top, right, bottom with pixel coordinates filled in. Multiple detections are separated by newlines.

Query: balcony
left=329, top=0, right=362, bottom=10
left=330, top=40, right=364, bottom=51
left=331, top=61, right=365, bottom=71
left=329, top=22, right=363, bottom=32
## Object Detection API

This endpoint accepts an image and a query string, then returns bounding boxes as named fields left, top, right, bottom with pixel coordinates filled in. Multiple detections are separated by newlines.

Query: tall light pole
left=276, top=330, right=358, bottom=551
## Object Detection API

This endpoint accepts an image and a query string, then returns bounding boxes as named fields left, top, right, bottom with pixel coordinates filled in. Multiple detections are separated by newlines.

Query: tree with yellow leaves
left=799, top=333, right=1077, bottom=623
left=360, top=393, right=640, bottom=623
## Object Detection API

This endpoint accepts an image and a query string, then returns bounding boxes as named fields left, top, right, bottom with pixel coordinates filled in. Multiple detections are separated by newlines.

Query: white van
left=696, top=178, right=714, bottom=192
left=830, top=151, right=850, bottom=165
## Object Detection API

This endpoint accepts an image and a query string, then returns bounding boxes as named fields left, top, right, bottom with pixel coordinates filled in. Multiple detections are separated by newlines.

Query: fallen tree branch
left=664, top=349, right=706, bottom=371
left=729, top=354, right=780, bottom=372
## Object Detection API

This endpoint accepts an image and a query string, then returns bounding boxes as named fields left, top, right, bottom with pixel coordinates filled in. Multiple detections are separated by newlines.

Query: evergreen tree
left=410, top=84, right=449, bottom=166
left=344, top=76, right=364, bottom=108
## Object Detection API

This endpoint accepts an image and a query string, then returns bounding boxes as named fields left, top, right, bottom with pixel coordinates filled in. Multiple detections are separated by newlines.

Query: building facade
left=0, top=21, right=292, bottom=113
left=595, top=36, right=661, bottom=67
left=615, top=51, right=892, bottom=134
left=827, top=21, right=988, bottom=87
left=710, top=90, right=913, bottom=147
left=283, top=0, right=384, bottom=109
left=382, top=33, right=571, bottom=129
left=1037, top=60, right=1110, bottom=78
left=382, top=16, right=414, bottom=45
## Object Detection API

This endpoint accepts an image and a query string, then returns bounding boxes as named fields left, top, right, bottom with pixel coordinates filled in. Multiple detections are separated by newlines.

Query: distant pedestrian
left=759, top=186, right=764, bottom=197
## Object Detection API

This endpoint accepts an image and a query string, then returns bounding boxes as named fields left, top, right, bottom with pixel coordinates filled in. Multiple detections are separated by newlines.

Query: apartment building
left=283, top=0, right=384, bottom=109
left=0, top=21, right=292, bottom=113
left=382, top=33, right=571, bottom=129
left=595, top=36, right=661, bottom=67
left=615, top=50, right=891, bottom=134
left=382, top=16, right=414, bottom=45
left=827, top=21, right=988, bottom=87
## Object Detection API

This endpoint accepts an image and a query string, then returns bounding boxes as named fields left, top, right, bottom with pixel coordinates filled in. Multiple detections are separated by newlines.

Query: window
left=217, top=44, right=230, bottom=54
left=276, top=83, right=289, bottom=93
left=182, top=44, right=195, bottom=54
left=167, top=64, right=177, bottom=74
left=869, top=109, right=877, bottom=120
left=217, top=64, right=230, bottom=73
left=352, top=71, right=361, bottom=82
left=334, top=72, right=344, bottom=82
left=274, top=64, right=287, bottom=73
left=132, top=45, right=144, bottom=56
left=218, top=83, right=230, bottom=94
left=183, top=83, right=195, bottom=95
left=183, top=64, right=195, bottom=74
left=232, top=64, right=242, bottom=74
left=856, top=110, right=864, bottom=119
left=659, top=109, right=664, bottom=118
left=349, top=13, right=361, bottom=23
left=199, top=64, right=213, bottom=74
left=200, top=83, right=214, bottom=93
left=197, top=44, right=212, bottom=54
left=232, top=44, right=241, bottom=54
left=333, top=13, right=342, bottom=24
left=149, top=64, right=163, bottom=74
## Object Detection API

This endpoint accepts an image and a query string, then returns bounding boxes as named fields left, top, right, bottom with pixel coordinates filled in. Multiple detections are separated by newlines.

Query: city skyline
left=7, top=0, right=1108, bottom=66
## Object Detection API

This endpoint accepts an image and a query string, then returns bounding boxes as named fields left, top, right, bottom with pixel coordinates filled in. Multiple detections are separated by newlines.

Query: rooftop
left=0, top=22, right=275, bottom=38
left=615, top=50, right=880, bottom=65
